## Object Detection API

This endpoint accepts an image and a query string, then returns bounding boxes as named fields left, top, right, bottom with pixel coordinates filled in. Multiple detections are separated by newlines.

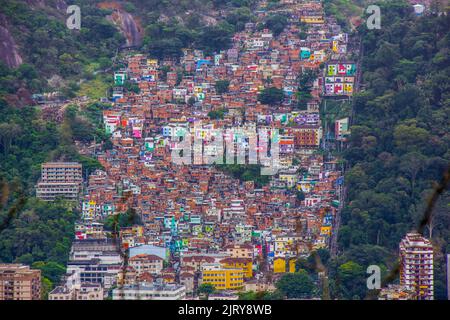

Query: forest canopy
left=334, top=0, right=450, bottom=299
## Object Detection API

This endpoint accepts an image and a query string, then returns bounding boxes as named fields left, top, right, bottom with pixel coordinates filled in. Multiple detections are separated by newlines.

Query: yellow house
left=274, top=257, right=297, bottom=273
left=320, top=226, right=332, bottom=236
left=297, top=180, right=313, bottom=193
left=273, top=258, right=286, bottom=273
left=82, top=200, right=97, bottom=219
left=279, top=172, right=298, bottom=188
left=220, top=258, right=253, bottom=278
left=147, top=59, right=158, bottom=67
left=332, top=40, right=339, bottom=53
left=300, top=16, right=324, bottom=24
left=201, top=264, right=244, bottom=290
left=289, top=259, right=296, bottom=273
left=121, top=225, right=144, bottom=238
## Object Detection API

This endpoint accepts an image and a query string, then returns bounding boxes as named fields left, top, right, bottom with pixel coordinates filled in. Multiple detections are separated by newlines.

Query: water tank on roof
left=413, top=4, right=425, bottom=16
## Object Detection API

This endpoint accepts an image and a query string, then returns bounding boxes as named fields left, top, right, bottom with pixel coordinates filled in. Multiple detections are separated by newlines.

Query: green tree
left=215, top=80, right=230, bottom=95
left=264, top=14, right=288, bottom=36
left=103, top=208, right=142, bottom=232
left=238, top=290, right=257, bottom=300
left=31, top=261, right=66, bottom=284
left=296, top=189, right=305, bottom=202
left=197, top=22, right=234, bottom=54
left=188, top=96, right=196, bottom=106
left=296, top=69, right=317, bottom=108
left=258, top=87, right=284, bottom=106
left=198, top=283, right=215, bottom=299
left=208, top=109, right=226, bottom=120
left=276, top=270, right=314, bottom=299
left=41, top=277, right=53, bottom=300
left=226, top=7, right=254, bottom=31
left=336, top=261, right=365, bottom=299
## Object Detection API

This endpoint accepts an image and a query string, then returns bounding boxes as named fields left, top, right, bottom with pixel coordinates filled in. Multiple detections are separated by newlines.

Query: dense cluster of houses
left=50, top=0, right=354, bottom=300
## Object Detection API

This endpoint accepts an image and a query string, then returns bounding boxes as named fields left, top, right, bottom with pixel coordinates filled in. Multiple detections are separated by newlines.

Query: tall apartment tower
left=399, top=233, right=434, bottom=300
left=0, top=264, right=41, bottom=300
left=36, top=162, right=83, bottom=201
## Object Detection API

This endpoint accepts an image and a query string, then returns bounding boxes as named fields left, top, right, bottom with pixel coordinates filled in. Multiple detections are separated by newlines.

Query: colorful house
left=201, top=264, right=245, bottom=290
left=220, top=258, right=253, bottom=278
left=273, top=257, right=286, bottom=273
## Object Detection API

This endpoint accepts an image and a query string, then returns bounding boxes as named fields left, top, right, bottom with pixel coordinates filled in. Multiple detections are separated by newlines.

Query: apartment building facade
left=200, top=263, right=244, bottom=290
left=128, top=254, right=164, bottom=275
left=0, top=264, right=41, bottom=300
left=400, top=233, right=434, bottom=300
left=112, top=283, right=186, bottom=300
left=49, top=283, right=104, bottom=300
left=36, top=162, right=83, bottom=201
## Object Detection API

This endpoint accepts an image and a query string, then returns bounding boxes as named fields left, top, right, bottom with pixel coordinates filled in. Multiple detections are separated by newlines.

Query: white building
left=400, top=233, right=434, bottom=300
left=112, top=283, right=186, bottom=300
left=49, top=283, right=104, bottom=300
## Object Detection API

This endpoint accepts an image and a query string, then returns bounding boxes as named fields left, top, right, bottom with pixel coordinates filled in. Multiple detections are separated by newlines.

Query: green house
left=114, top=72, right=126, bottom=86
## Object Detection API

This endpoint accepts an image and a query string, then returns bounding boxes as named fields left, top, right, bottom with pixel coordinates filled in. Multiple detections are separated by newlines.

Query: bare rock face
left=0, top=14, right=23, bottom=68
left=99, top=2, right=143, bottom=48
left=0, top=1, right=68, bottom=69
left=107, top=9, right=143, bottom=47
left=116, top=10, right=142, bottom=47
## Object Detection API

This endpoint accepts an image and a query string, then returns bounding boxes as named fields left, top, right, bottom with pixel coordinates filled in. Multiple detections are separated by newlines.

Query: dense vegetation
left=215, top=80, right=230, bottom=94
left=208, top=108, right=227, bottom=120
left=323, top=0, right=364, bottom=30
left=0, top=0, right=118, bottom=293
left=138, top=0, right=257, bottom=57
left=0, top=0, right=448, bottom=301
left=0, top=195, right=77, bottom=298
left=296, top=69, right=318, bottom=109
left=217, top=164, right=270, bottom=188
left=333, top=1, right=450, bottom=299
left=103, top=208, right=143, bottom=232
left=0, top=98, right=107, bottom=296
left=276, top=270, right=315, bottom=298
left=0, top=0, right=143, bottom=273
left=263, top=13, right=289, bottom=36
left=0, top=0, right=261, bottom=297
left=0, top=0, right=123, bottom=96
left=258, top=87, right=285, bottom=106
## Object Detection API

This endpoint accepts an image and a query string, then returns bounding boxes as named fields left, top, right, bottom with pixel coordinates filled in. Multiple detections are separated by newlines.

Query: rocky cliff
left=0, top=14, right=22, bottom=68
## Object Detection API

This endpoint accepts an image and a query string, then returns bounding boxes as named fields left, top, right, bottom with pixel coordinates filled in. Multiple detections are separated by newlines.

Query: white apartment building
left=112, top=283, right=186, bottom=300
left=400, top=233, right=434, bottom=300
